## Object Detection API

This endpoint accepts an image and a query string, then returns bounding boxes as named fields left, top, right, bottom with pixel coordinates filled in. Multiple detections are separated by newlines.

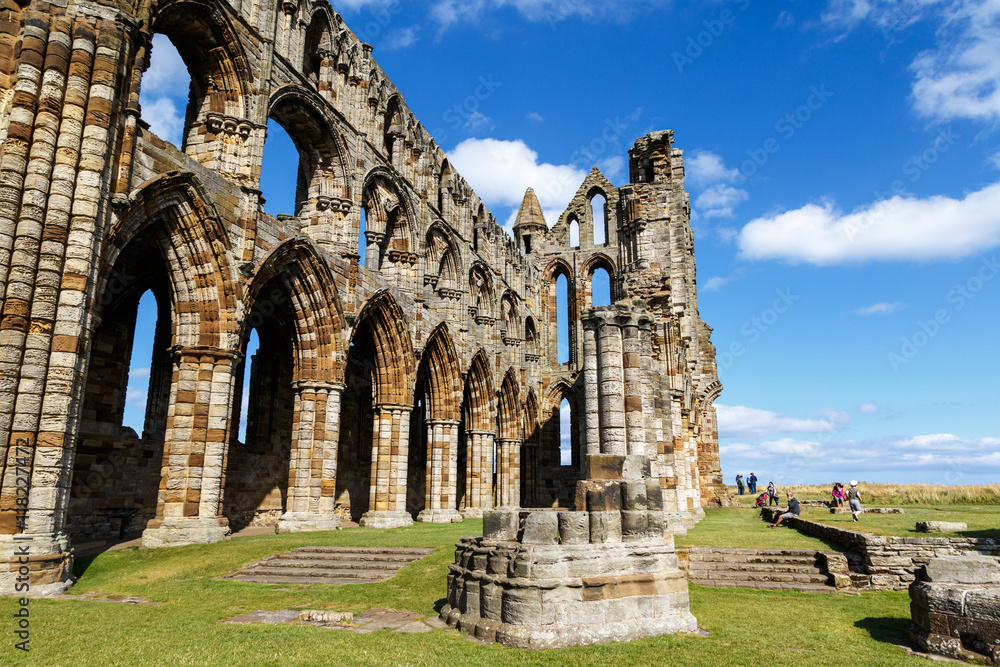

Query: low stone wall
left=760, top=507, right=1000, bottom=590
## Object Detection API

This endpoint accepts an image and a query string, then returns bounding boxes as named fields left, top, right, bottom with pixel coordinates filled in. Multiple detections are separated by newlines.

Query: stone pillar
left=496, top=438, right=521, bottom=508
left=582, top=318, right=600, bottom=457
left=621, top=315, right=646, bottom=456
left=638, top=317, right=659, bottom=466
left=277, top=381, right=344, bottom=533
left=461, top=430, right=494, bottom=518
left=142, top=346, right=239, bottom=548
left=596, top=313, right=626, bottom=455
left=360, top=404, right=413, bottom=528
left=417, top=418, right=462, bottom=523
left=364, top=231, right=384, bottom=269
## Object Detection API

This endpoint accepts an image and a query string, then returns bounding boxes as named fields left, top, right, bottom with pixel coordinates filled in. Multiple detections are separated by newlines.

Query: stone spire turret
left=512, top=187, right=547, bottom=254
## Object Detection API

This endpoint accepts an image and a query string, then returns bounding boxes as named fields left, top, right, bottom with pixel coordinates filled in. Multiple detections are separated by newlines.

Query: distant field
left=674, top=507, right=842, bottom=551
left=726, top=483, right=1000, bottom=507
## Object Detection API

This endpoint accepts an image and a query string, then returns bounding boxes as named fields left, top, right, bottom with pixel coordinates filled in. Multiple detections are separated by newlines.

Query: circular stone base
left=141, top=520, right=231, bottom=549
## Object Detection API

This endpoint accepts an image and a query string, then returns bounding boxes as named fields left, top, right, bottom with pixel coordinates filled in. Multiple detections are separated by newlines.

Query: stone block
left=584, top=454, right=627, bottom=480
left=483, top=510, right=519, bottom=541
left=916, top=521, right=968, bottom=533
left=621, top=455, right=651, bottom=480
left=558, top=511, right=590, bottom=545
left=590, top=511, right=623, bottom=544
left=923, top=556, right=1000, bottom=584
left=522, top=512, right=559, bottom=545
left=583, top=481, right=622, bottom=512
left=622, top=510, right=648, bottom=540
left=621, top=481, right=647, bottom=511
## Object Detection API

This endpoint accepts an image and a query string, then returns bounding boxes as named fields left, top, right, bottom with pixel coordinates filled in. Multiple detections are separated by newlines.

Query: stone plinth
left=917, top=521, right=968, bottom=533
left=441, top=452, right=698, bottom=649
left=358, top=511, right=414, bottom=529
left=275, top=512, right=342, bottom=533
left=0, top=534, right=75, bottom=597
left=141, top=518, right=232, bottom=549
left=909, top=557, right=1000, bottom=664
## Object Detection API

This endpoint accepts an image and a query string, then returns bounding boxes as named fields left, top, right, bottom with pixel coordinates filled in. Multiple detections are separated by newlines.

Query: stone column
left=596, top=313, right=626, bottom=455
left=496, top=438, right=521, bottom=508
left=417, top=418, right=462, bottom=523
left=142, top=346, right=239, bottom=548
left=621, top=315, right=646, bottom=456
left=277, top=381, right=344, bottom=533
left=639, top=317, right=659, bottom=466
left=360, top=404, right=413, bottom=528
left=461, top=430, right=494, bottom=518
left=582, top=318, right=600, bottom=457
left=364, top=231, right=384, bottom=270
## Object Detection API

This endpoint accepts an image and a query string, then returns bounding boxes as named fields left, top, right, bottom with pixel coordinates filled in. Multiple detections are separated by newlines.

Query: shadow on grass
left=72, top=553, right=99, bottom=580
left=855, top=617, right=910, bottom=646
left=433, top=597, right=448, bottom=614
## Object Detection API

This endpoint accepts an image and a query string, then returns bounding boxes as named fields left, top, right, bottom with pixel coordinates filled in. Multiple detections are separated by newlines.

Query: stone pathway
left=224, top=607, right=449, bottom=633
left=225, top=546, right=435, bottom=585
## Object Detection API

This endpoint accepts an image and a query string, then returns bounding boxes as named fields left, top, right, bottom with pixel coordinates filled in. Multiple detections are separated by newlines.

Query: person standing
left=736, top=474, right=745, bottom=495
left=748, top=472, right=758, bottom=494
left=848, top=480, right=863, bottom=522
left=767, top=482, right=778, bottom=506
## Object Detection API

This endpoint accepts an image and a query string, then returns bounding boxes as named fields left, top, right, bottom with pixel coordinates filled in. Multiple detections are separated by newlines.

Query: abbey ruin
left=0, top=0, right=725, bottom=603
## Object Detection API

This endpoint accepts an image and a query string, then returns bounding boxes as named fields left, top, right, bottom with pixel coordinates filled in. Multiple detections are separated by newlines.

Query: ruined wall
left=0, top=0, right=724, bottom=595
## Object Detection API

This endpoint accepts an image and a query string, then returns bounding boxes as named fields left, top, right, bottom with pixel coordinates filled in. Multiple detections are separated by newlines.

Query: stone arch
left=267, top=85, right=352, bottom=215
left=581, top=252, right=618, bottom=308
left=500, top=291, right=519, bottom=340
left=302, top=6, right=333, bottom=84
left=498, top=369, right=522, bottom=442
left=149, top=0, right=254, bottom=172
left=241, top=237, right=346, bottom=384
left=587, top=185, right=609, bottom=245
left=521, top=389, right=540, bottom=506
left=459, top=349, right=494, bottom=515
left=106, top=172, right=239, bottom=350
left=496, top=368, right=522, bottom=507
left=384, top=95, right=405, bottom=165
left=469, top=262, right=495, bottom=323
left=361, top=168, right=418, bottom=273
left=533, top=379, right=582, bottom=507
left=424, top=224, right=462, bottom=295
left=409, top=323, right=464, bottom=521
left=524, top=316, right=539, bottom=359
left=351, top=290, right=415, bottom=406
left=543, top=258, right=576, bottom=365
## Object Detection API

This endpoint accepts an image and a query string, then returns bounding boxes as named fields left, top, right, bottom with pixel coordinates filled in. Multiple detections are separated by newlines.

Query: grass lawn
left=0, top=513, right=931, bottom=666
left=674, top=508, right=843, bottom=551
left=806, top=505, right=1000, bottom=539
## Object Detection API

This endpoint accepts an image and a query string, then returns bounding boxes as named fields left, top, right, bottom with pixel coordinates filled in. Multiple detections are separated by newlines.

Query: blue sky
left=130, top=0, right=1000, bottom=486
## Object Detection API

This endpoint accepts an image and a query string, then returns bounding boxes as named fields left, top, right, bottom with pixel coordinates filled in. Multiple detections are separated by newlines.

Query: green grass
left=675, top=507, right=843, bottom=551
left=805, top=505, right=1000, bottom=539
left=0, top=514, right=932, bottom=666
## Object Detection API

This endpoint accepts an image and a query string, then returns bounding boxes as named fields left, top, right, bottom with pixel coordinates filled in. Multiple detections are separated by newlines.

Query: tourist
left=736, top=474, right=745, bottom=495
left=748, top=472, right=758, bottom=494
left=767, top=482, right=779, bottom=506
left=832, top=482, right=846, bottom=508
left=769, top=491, right=801, bottom=528
left=848, top=481, right=863, bottom=522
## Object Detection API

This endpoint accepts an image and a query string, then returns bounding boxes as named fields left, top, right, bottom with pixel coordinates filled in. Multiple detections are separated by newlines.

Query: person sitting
left=769, top=491, right=801, bottom=528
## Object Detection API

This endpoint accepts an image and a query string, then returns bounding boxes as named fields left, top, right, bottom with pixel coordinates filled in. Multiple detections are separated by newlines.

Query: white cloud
left=716, top=404, right=842, bottom=441
left=527, top=112, right=545, bottom=123
left=464, top=111, right=495, bottom=133
left=859, top=403, right=880, bottom=414
left=854, top=301, right=908, bottom=315
left=737, top=182, right=1000, bottom=264
left=431, top=0, right=669, bottom=30
left=773, top=10, right=795, bottom=29
left=696, top=184, right=750, bottom=219
left=142, top=97, right=185, bottom=146
left=448, top=138, right=587, bottom=229
left=126, top=388, right=148, bottom=406
left=703, top=276, right=731, bottom=291
left=722, top=438, right=823, bottom=460
left=911, top=0, right=1000, bottom=122
left=686, top=150, right=740, bottom=189
left=598, top=155, right=625, bottom=183
left=382, top=27, right=418, bottom=50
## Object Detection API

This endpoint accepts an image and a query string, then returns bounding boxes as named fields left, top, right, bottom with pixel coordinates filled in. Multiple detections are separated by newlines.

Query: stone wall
left=761, top=508, right=1000, bottom=590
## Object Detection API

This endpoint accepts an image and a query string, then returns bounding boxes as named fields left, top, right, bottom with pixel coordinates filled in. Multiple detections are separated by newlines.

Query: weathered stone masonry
left=0, top=0, right=724, bottom=596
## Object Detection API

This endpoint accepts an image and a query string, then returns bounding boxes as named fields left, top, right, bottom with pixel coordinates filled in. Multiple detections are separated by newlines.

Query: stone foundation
left=358, top=511, right=414, bottom=529
left=0, top=534, right=75, bottom=597
left=141, top=519, right=232, bottom=549
left=276, top=512, right=342, bottom=533
left=909, top=557, right=1000, bottom=664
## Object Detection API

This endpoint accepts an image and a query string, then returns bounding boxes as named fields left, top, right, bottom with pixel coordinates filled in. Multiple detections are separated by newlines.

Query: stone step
left=687, top=570, right=830, bottom=585
left=685, top=547, right=824, bottom=556
left=275, top=552, right=425, bottom=564
left=691, top=580, right=837, bottom=594
left=687, top=561, right=824, bottom=575
left=228, top=574, right=384, bottom=586
left=687, top=553, right=818, bottom=566
left=239, top=566, right=399, bottom=580
left=264, top=558, right=412, bottom=571
left=293, top=547, right=434, bottom=556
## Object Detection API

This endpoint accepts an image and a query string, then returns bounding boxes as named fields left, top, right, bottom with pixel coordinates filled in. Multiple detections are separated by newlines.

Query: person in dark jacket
left=769, top=491, right=801, bottom=528
left=748, top=473, right=757, bottom=494
left=736, top=474, right=745, bottom=495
